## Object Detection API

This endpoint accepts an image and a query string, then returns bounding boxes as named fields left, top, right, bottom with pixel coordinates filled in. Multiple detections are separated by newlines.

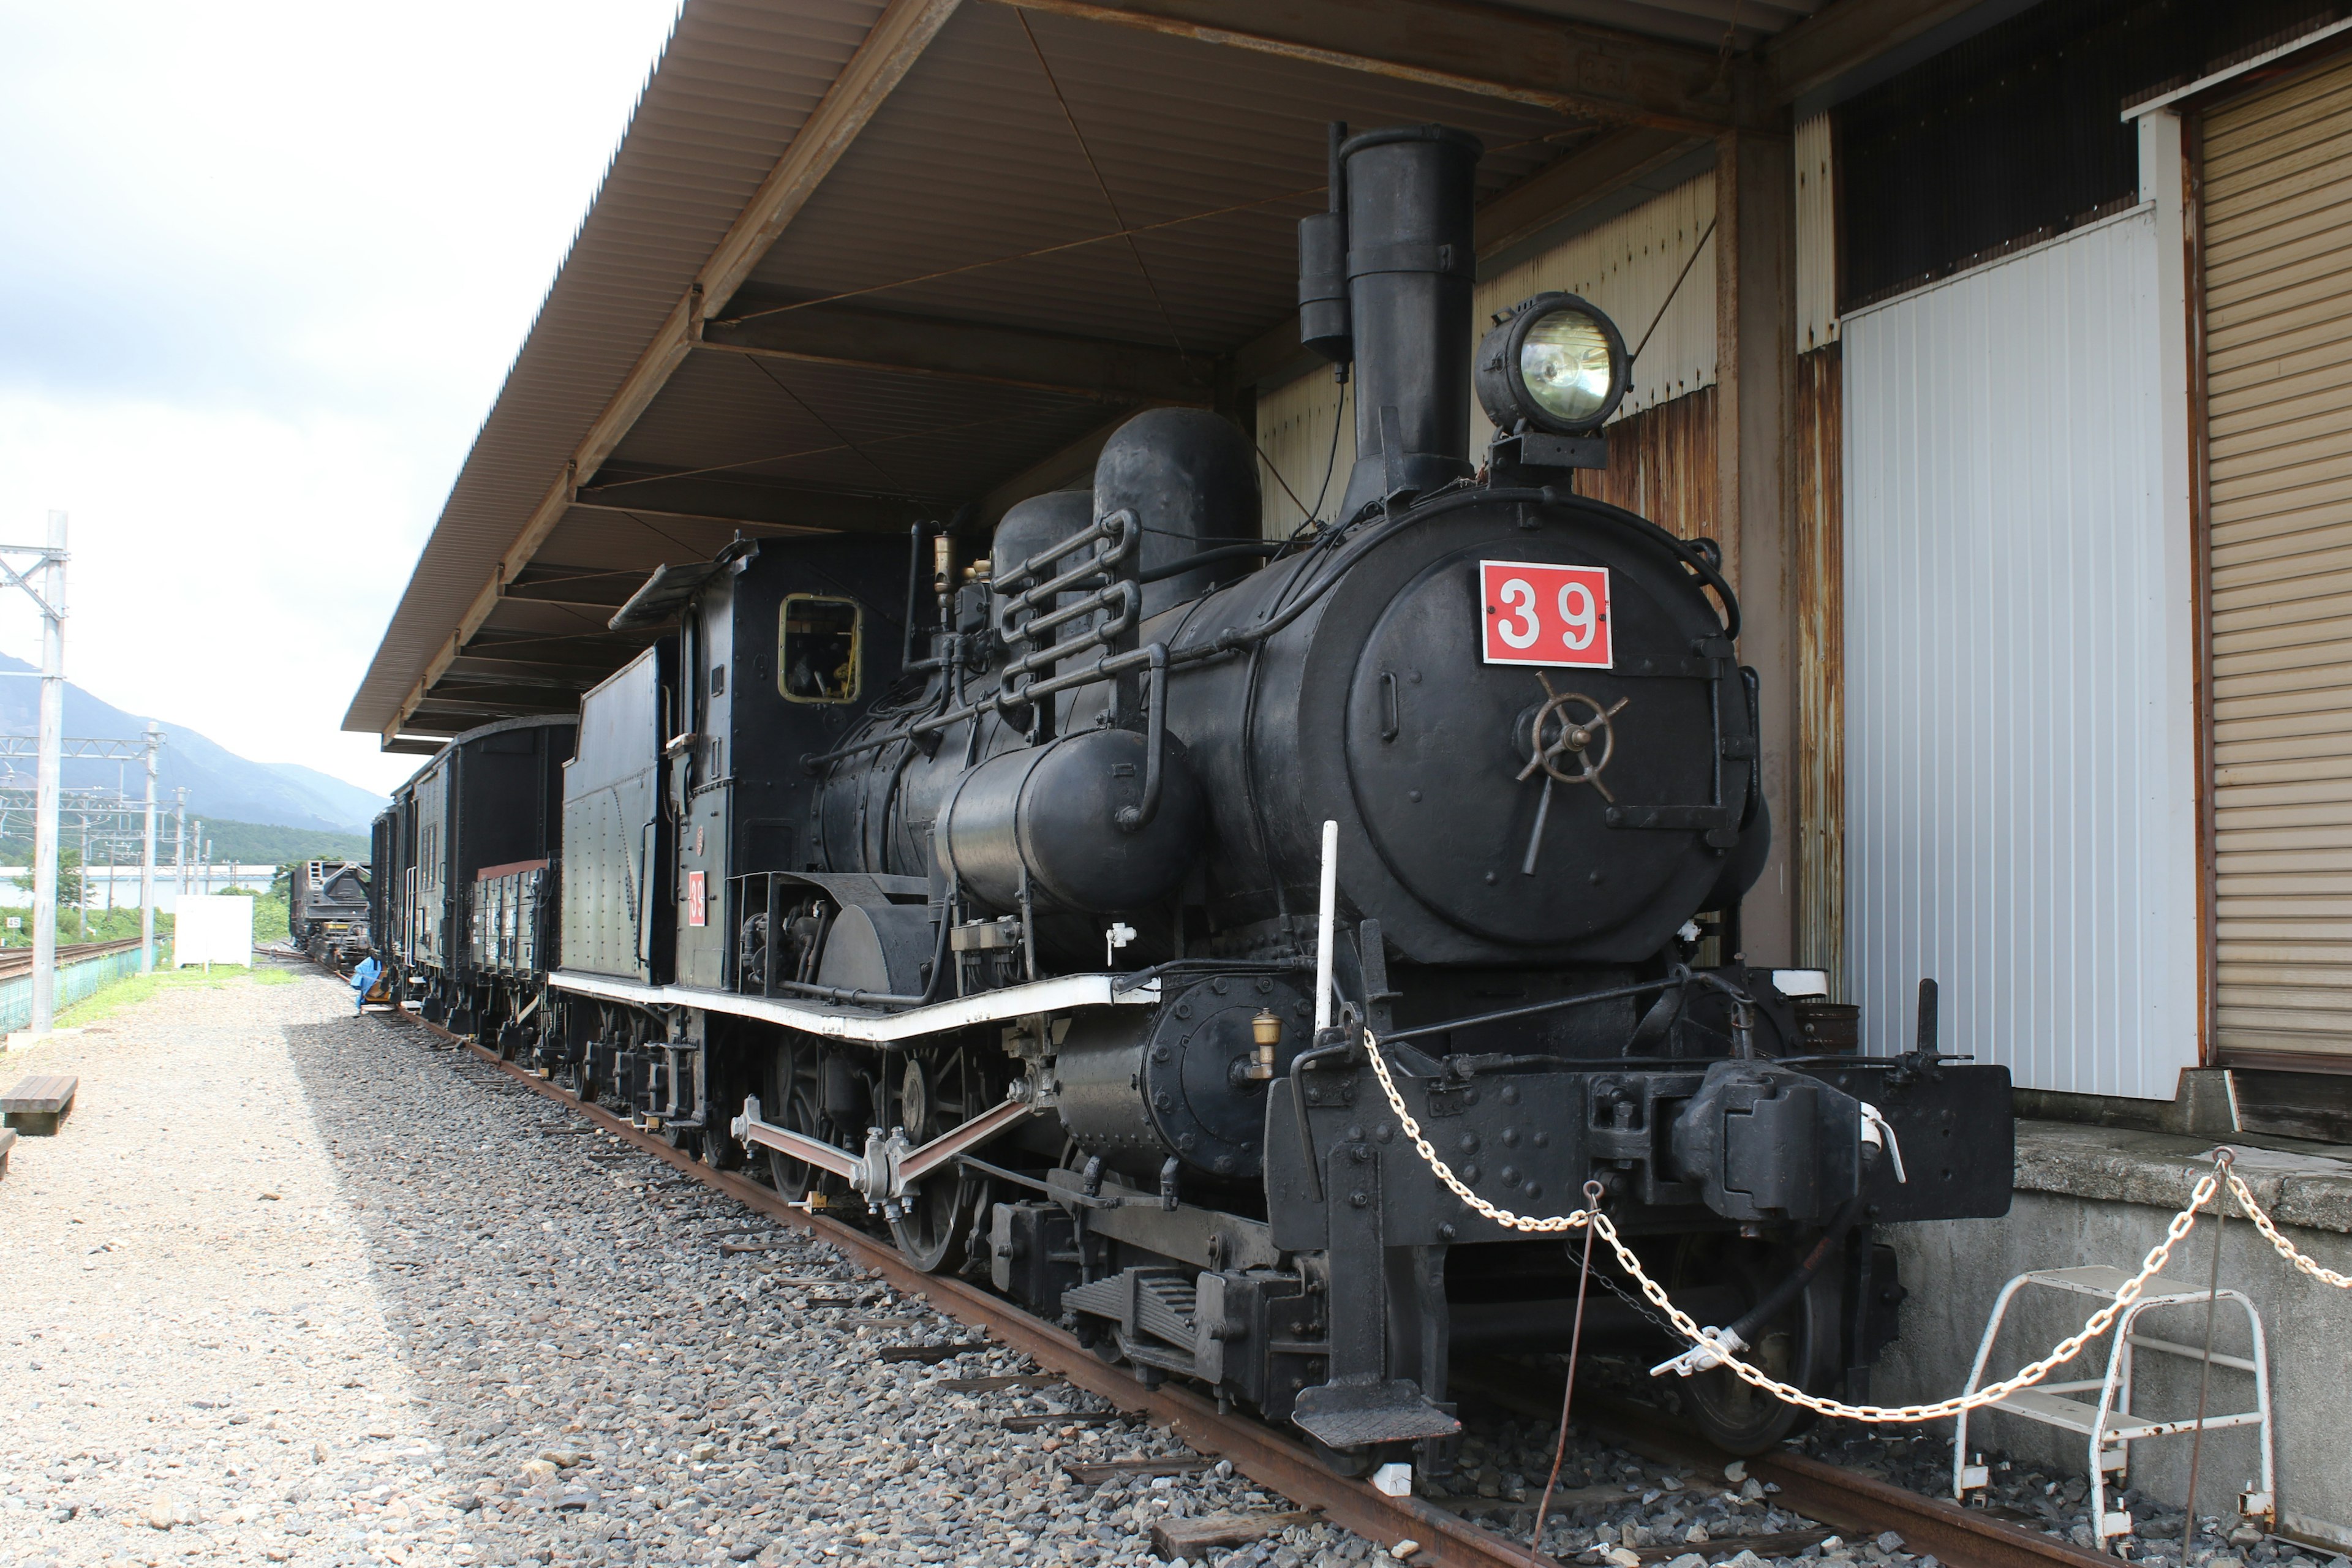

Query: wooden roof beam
left=703, top=293, right=1211, bottom=404
left=382, top=0, right=966, bottom=748
left=501, top=564, right=649, bottom=611
left=444, top=650, right=624, bottom=680
left=571, top=467, right=943, bottom=534
left=992, top=0, right=1748, bottom=134
left=1765, top=0, right=1991, bottom=106
left=1472, top=126, right=1700, bottom=257
left=415, top=679, right=594, bottom=710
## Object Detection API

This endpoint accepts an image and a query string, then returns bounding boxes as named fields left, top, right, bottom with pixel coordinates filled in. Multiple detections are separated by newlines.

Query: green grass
left=59, top=960, right=300, bottom=1027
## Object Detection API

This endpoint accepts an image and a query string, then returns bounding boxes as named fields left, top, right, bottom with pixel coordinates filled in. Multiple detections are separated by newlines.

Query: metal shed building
left=347, top=0, right=2352, bottom=1539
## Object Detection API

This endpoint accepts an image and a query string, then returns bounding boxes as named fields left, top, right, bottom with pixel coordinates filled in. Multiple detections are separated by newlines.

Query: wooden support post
left=1714, top=126, right=1798, bottom=967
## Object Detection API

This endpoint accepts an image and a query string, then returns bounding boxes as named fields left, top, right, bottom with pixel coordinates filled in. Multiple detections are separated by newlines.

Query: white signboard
left=175, top=895, right=254, bottom=968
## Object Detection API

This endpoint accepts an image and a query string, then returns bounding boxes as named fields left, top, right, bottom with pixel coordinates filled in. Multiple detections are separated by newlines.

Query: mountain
left=0, top=654, right=385, bottom=834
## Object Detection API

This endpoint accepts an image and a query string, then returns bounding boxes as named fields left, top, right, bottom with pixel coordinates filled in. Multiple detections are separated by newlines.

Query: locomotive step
left=2, top=1072, right=77, bottom=1136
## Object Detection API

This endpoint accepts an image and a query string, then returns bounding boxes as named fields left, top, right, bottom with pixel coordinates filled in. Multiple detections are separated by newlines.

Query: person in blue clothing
left=349, top=954, right=383, bottom=1013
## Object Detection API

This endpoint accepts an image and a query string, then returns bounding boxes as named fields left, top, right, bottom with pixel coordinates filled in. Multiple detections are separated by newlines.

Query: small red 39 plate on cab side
left=1479, top=560, right=1613, bottom=669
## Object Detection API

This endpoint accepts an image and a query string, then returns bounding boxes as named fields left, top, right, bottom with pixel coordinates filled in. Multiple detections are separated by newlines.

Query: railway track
left=0, top=937, right=145, bottom=982
left=367, top=991, right=2095, bottom=1568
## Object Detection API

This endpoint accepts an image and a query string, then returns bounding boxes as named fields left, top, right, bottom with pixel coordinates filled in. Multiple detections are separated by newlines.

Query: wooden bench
left=0, top=1127, right=17, bottom=1178
left=1, top=1072, right=77, bottom=1135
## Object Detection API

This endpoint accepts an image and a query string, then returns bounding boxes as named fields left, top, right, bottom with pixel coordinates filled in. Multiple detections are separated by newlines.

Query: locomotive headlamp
left=1475, top=292, right=1629, bottom=435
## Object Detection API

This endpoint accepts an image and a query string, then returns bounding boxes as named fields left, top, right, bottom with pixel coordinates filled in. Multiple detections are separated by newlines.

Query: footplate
left=1291, top=1378, right=1461, bottom=1447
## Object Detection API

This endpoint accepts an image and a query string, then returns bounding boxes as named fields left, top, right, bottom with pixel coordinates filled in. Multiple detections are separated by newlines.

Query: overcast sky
left=0, top=1, right=685, bottom=796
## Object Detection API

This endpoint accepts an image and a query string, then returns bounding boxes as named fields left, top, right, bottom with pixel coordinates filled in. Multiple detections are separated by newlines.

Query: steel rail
left=0, top=936, right=143, bottom=982
left=383, top=1003, right=1559, bottom=1568
left=374, top=995, right=2095, bottom=1568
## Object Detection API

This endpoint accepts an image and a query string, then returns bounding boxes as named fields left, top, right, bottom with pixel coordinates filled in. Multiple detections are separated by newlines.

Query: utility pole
left=173, top=789, right=187, bottom=894
left=140, top=724, right=160, bottom=973
left=0, top=510, right=74, bottom=1035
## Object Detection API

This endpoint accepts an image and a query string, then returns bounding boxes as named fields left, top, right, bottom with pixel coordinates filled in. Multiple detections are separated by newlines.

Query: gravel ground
left=1431, top=1364, right=2352, bottom=1568
left=0, top=968, right=1385, bottom=1568
left=9, top=968, right=2342, bottom=1568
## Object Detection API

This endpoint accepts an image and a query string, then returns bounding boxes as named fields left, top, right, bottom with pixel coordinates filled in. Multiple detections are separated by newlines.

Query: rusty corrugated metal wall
left=1795, top=113, right=1839, bottom=353
left=1795, top=345, right=1844, bottom=991
left=1580, top=387, right=1716, bottom=543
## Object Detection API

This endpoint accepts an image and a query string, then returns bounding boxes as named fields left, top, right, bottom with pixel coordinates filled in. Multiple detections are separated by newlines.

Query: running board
left=546, top=968, right=1161, bottom=1042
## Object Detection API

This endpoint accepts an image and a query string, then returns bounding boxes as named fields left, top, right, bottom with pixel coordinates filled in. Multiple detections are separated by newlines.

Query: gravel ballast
left=8, top=968, right=2342, bottom=1568
left=0, top=970, right=1379, bottom=1568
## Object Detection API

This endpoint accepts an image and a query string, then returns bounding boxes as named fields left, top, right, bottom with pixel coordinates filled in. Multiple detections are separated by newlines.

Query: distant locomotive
left=371, top=124, right=2013, bottom=1469
left=288, top=859, right=374, bottom=964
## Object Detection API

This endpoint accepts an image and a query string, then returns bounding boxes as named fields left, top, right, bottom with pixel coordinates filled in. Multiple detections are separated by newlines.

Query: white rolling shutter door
left=2206, top=55, right=2352, bottom=1058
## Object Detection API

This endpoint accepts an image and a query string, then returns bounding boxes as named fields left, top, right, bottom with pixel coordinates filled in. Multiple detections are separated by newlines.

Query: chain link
left=2225, top=1169, right=2352, bottom=1288
left=1359, top=1037, right=2352, bottom=1425
left=1591, top=1265, right=1680, bottom=1341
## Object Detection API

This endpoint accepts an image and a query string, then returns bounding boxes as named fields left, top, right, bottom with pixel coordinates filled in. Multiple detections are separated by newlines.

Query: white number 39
left=1496, top=578, right=1540, bottom=649
left=1558, top=580, right=1597, bottom=650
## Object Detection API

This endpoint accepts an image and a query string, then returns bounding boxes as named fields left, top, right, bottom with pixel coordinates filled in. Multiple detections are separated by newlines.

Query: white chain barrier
left=1361, top=1035, right=2351, bottom=1425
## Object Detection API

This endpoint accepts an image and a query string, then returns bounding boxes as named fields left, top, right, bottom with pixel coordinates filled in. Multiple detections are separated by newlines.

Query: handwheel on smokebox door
left=765, top=1035, right=850, bottom=1208
left=1660, top=1232, right=1841, bottom=1453
left=888, top=1052, right=984, bottom=1274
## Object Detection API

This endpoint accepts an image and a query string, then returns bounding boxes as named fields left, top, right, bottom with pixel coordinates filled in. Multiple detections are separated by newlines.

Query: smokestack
left=1298, top=124, right=1483, bottom=523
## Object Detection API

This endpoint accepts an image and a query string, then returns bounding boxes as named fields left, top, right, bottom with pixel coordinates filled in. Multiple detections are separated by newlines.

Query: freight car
left=392, top=123, right=2015, bottom=1474
left=372, top=715, right=573, bottom=1046
left=288, top=859, right=373, bottom=964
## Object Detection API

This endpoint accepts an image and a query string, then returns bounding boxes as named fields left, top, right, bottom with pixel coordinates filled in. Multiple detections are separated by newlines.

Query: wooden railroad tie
left=1060, top=1455, right=1212, bottom=1485
left=1621, top=1531, right=1836, bottom=1563
left=1000, top=1412, right=1125, bottom=1432
left=876, top=1343, right=981, bottom=1364
left=1150, top=1509, right=1321, bottom=1560
left=937, top=1374, right=1064, bottom=1393
left=2, top=1073, right=77, bottom=1136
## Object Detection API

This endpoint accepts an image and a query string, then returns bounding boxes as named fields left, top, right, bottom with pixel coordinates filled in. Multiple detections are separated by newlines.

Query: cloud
left=0, top=0, right=685, bottom=793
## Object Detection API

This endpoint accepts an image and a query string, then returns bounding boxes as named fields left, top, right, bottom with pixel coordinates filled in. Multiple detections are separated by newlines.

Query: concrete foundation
left=1874, top=1121, right=2352, bottom=1553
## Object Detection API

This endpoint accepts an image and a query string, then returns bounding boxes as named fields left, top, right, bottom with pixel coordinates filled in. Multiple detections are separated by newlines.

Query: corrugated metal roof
left=1499, top=0, right=1824, bottom=51
left=350, top=0, right=1849, bottom=742
left=744, top=4, right=1577, bottom=347
left=343, top=0, right=889, bottom=736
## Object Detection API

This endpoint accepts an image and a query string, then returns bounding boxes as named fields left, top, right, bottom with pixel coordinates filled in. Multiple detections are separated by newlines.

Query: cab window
left=779, top=595, right=861, bottom=704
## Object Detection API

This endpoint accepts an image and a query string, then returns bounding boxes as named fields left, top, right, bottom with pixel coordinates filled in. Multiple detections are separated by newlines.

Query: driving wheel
left=765, top=1035, right=846, bottom=1206
left=1663, top=1232, right=1840, bottom=1453
left=888, top=1050, right=982, bottom=1273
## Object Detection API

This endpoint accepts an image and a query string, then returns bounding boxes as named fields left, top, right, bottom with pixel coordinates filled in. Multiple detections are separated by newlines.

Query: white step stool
left=1952, top=1264, right=2274, bottom=1548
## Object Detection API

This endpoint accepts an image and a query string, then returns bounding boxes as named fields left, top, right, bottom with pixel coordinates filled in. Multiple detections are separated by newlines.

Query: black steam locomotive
left=372, top=124, right=2011, bottom=1468
left=289, top=858, right=374, bottom=964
